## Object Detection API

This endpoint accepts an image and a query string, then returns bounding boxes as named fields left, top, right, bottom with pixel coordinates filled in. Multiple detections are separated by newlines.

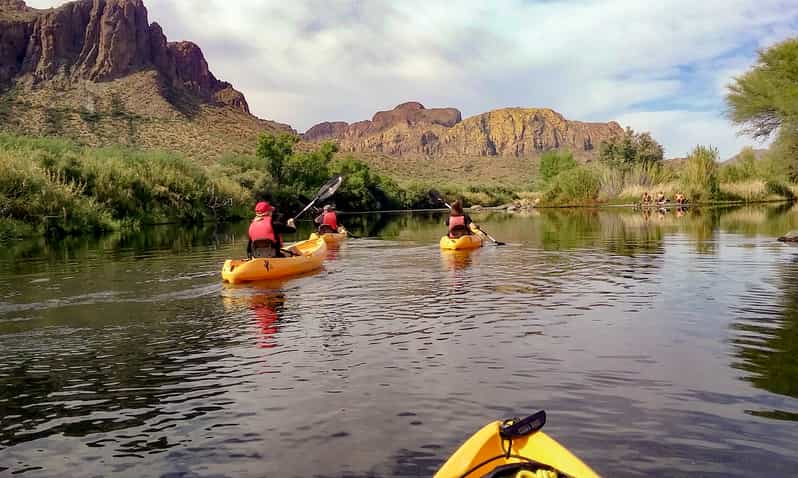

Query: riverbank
left=3, top=132, right=798, bottom=240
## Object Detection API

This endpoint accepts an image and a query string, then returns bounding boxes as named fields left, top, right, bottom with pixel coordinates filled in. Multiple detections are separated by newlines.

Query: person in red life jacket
left=314, top=204, right=340, bottom=234
left=247, top=201, right=298, bottom=258
left=445, top=200, right=476, bottom=238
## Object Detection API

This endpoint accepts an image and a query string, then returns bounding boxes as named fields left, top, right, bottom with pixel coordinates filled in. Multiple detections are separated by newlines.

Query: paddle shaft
left=475, top=226, right=504, bottom=245
left=291, top=176, right=343, bottom=221
left=292, top=201, right=317, bottom=221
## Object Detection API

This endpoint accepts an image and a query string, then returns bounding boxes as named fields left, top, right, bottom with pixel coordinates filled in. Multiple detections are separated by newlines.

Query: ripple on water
left=2, top=210, right=798, bottom=476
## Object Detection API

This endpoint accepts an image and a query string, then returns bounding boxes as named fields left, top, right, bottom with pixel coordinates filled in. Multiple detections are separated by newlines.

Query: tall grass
left=544, top=166, right=601, bottom=204
left=681, top=145, right=721, bottom=201
left=0, top=133, right=251, bottom=238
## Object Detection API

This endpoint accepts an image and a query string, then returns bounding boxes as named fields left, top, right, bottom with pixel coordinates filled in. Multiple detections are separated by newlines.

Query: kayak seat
left=252, top=239, right=279, bottom=258
left=318, top=224, right=336, bottom=234
left=449, top=225, right=472, bottom=238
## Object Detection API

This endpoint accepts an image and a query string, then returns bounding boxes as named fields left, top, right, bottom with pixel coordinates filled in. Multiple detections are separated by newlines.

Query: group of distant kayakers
left=245, top=187, right=697, bottom=258
left=639, top=191, right=688, bottom=206
left=245, top=195, right=484, bottom=259
left=247, top=201, right=340, bottom=259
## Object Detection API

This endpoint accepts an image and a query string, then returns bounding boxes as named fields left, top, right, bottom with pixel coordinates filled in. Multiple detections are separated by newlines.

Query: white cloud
left=19, top=0, right=798, bottom=158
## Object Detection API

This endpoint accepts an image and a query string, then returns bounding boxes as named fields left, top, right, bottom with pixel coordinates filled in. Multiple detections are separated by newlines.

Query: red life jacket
left=322, top=211, right=338, bottom=230
left=448, top=215, right=465, bottom=232
left=249, top=216, right=276, bottom=242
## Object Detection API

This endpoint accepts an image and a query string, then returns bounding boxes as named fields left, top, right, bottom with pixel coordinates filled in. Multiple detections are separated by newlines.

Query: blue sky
left=27, top=0, right=798, bottom=158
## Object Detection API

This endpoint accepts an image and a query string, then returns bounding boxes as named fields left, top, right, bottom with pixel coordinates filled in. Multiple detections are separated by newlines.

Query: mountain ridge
left=0, top=0, right=292, bottom=159
left=302, top=102, right=623, bottom=160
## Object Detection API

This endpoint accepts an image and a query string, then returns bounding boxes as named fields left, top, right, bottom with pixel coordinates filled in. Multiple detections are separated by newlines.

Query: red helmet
left=255, top=201, right=273, bottom=215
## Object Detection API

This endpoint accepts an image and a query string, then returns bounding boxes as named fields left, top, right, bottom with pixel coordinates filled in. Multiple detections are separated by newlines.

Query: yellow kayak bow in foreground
left=436, top=411, right=599, bottom=478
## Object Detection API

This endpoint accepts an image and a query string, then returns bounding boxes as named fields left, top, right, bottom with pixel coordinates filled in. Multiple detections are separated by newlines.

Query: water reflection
left=732, top=255, right=798, bottom=417
left=251, top=290, right=286, bottom=349
left=440, top=250, right=475, bottom=271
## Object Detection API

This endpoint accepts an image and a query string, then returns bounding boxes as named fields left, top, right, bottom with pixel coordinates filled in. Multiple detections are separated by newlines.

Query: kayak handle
left=500, top=410, right=546, bottom=439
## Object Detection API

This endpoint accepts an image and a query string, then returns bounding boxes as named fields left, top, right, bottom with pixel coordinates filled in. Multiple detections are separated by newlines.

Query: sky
left=26, top=0, right=798, bottom=159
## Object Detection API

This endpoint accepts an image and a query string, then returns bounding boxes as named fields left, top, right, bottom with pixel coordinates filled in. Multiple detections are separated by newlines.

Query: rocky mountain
left=0, top=0, right=292, bottom=159
left=303, top=102, right=623, bottom=159
left=303, top=102, right=462, bottom=156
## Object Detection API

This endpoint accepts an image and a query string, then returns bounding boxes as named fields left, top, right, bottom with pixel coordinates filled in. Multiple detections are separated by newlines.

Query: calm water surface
left=1, top=206, right=798, bottom=477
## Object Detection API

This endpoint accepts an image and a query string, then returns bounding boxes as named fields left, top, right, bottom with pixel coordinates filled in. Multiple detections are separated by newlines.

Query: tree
left=282, top=141, right=338, bottom=195
left=727, top=38, right=798, bottom=182
left=598, top=127, right=664, bottom=170
left=726, top=38, right=798, bottom=140
left=255, top=133, right=299, bottom=186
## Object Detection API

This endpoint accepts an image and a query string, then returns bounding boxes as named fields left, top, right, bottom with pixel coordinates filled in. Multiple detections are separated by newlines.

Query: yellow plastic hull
left=436, top=421, right=599, bottom=478
left=440, top=234, right=483, bottom=250
left=309, top=226, right=348, bottom=244
left=221, top=237, right=327, bottom=284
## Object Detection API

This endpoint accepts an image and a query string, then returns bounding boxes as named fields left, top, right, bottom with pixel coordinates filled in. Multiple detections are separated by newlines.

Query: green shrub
left=681, top=145, right=721, bottom=201
left=766, top=180, right=797, bottom=201
left=545, top=166, right=601, bottom=204
left=538, top=150, right=577, bottom=185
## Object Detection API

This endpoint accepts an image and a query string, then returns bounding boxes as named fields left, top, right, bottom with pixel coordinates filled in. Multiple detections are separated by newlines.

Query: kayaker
left=247, top=201, right=298, bottom=258
left=675, top=193, right=687, bottom=204
left=445, top=200, right=476, bottom=238
left=641, top=192, right=653, bottom=205
left=656, top=192, right=668, bottom=205
left=314, top=204, right=339, bottom=234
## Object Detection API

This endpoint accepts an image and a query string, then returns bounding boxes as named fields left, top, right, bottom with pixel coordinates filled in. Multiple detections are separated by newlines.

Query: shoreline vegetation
left=1, top=130, right=795, bottom=241
left=3, top=38, right=798, bottom=241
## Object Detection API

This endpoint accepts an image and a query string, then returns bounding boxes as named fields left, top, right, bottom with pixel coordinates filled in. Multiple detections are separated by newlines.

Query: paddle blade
left=315, top=175, right=344, bottom=203
left=429, top=189, right=450, bottom=208
left=293, top=175, right=344, bottom=221
left=429, top=189, right=444, bottom=203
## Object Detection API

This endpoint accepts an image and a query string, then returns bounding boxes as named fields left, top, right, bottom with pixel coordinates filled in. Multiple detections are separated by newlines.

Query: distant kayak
left=440, top=234, right=483, bottom=250
left=310, top=226, right=348, bottom=245
left=221, top=237, right=327, bottom=284
left=435, top=411, right=598, bottom=478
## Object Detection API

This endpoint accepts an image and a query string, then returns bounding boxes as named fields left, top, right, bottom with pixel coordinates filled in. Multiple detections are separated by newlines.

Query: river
left=1, top=205, right=798, bottom=477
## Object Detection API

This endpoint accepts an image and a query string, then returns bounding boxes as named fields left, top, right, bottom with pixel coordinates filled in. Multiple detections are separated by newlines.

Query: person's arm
left=246, top=239, right=253, bottom=259
left=464, top=214, right=473, bottom=226
left=314, top=213, right=323, bottom=224
left=445, top=217, right=450, bottom=226
left=273, top=217, right=297, bottom=234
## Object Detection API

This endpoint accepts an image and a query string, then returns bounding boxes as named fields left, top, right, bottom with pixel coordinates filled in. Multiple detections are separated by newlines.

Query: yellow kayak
left=221, top=237, right=327, bottom=284
left=440, top=234, right=483, bottom=250
left=309, top=226, right=348, bottom=245
left=436, top=412, right=599, bottom=478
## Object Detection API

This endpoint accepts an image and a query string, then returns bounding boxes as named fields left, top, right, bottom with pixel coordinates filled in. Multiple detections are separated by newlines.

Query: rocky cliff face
left=0, top=0, right=291, bottom=159
left=440, top=108, right=623, bottom=157
left=302, top=102, right=463, bottom=156
left=303, top=103, right=623, bottom=158
left=0, top=0, right=250, bottom=112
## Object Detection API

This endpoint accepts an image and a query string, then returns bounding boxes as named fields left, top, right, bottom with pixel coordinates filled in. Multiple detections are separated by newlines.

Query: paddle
left=292, top=175, right=344, bottom=221
left=428, top=190, right=506, bottom=246
left=474, top=225, right=506, bottom=246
